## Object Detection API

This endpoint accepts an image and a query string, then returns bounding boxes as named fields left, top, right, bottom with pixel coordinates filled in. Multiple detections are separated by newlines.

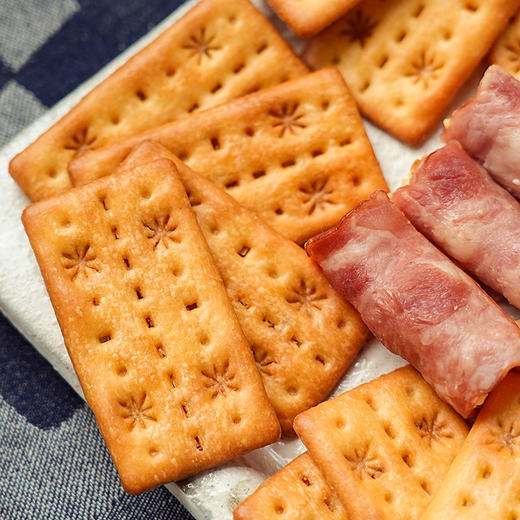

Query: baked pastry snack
left=234, top=453, right=348, bottom=519
left=9, top=0, right=307, bottom=201
left=117, top=141, right=369, bottom=432
left=267, top=0, right=362, bottom=38
left=22, top=158, right=280, bottom=493
left=422, top=372, right=520, bottom=519
left=69, top=68, right=387, bottom=244
left=294, top=366, right=468, bottom=520
left=304, top=0, right=519, bottom=143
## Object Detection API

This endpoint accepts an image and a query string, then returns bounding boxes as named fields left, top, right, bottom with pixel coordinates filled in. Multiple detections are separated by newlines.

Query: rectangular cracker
left=489, top=10, right=520, bottom=78
left=267, top=0, right=362, bottom=38
left=69, top=68, right=387, bottom=244
left=234, top=453, right=348, bottom=519
left=304, top=0, right=520, bottom=144
left=22, top=159, right=280, bottom=494
left=294, top=366, right=469, bottom=520
left=9, top=0, right=308, bottom=202
left=421, top=372, right=520, bottom=519
left=116, top=141, right=369, bottom=433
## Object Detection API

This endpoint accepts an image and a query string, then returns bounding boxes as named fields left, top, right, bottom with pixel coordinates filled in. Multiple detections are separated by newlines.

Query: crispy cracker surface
left=117, top=142, right=369, bottom=433
left=294, top=366, right=468, bottom=520
left=422, top=372, right=520, bottom=519
left=69, top=68, right=387, bottom=244
left=22, top=159, right=280, bottom=493
left=267, top=0, right=362, bottom=38
left=234, top=453, right=349, bottom=519
left=304, top=0, right=520, bottom=144
left=9, top=0, right=307, bottom=202
left=489, top=11, right=520, bottom=78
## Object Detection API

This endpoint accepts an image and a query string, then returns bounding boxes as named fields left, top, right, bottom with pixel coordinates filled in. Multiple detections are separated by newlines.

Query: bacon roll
left=443, top=65, right=520, bottom=199
left=393, top=140, right=520, bottom=309
left=306, top=191, right=520, bottom=418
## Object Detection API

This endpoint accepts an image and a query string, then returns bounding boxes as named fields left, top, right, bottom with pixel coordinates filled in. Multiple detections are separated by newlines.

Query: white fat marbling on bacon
left=443, top=65, right=520, bottom=198
left=394, top=141, right=520, bottom=309
left=306, top=191, right=520, bottom=418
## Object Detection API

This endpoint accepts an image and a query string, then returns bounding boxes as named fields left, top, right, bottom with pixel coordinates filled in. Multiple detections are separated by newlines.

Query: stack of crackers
left=237, top=367, right=520, bottom=520
left=11, top=0, right=520, bottom=516
left=16, top=0, right=383, bottom=495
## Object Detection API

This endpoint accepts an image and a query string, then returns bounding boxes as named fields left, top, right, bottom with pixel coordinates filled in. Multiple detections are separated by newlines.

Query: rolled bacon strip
left=393, top=141, right=520, bottom=309
left=306, top=191, right=520, bottom=418
left=443, top=65, right=520, bottom=198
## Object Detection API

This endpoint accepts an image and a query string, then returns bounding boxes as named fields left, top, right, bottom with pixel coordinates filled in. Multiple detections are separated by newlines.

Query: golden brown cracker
left=69, top=68, right=387, bottom=244
left=22, top=159, right=280, bottom=493
left=234, top=453, right=348, bottom=519
left=267, top=0, right=362, bottom=38
left=304, top=0, right=520, bottom=144
left=117, top=141, right=369, bottom=433
left=9, top=0, right=308, bottom=202
left=489, top=10, right=520, bottom=78
left=294, top=366, right=468, bottom=520
left=422, top=372, right=520, bottom=519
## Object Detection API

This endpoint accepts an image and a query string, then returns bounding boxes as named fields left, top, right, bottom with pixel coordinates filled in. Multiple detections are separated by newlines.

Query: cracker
left=234, top=453, right=348, bottom=519
left=9, top=0, right=308, bottom=202
left=294, top=366, right=469, bottom=520
left=421, top=372, right=520, bottom=519
left=69, top=68, right=387, bottom=244
left=303, top=0, right=519, bottom=144
left=267, top=0, right=362, bottom=38
left=489, top=11, right=520, bottom=78
left=22, top=159, right=280, bottom=494
left=116, top=141, right=369, bottom=433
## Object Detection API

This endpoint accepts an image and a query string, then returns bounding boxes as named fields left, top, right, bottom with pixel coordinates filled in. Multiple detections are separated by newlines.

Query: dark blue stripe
left=0, top=311, right=82, bottom=429
left=14, top=0, right=185, bottom=107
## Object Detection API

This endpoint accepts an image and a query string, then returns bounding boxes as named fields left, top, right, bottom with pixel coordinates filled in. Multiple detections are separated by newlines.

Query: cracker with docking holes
left=69, top=68, right=387, bottom=244
left=421, top=372, right=520, bottom=520
left=294, top=366, right=469, bottom=520
left=267, top=0, right=362, bottom=38
left=234, top=453, right=348, bottom=519
left=489, top=10, right=520, bottom=78
left=9, top=0, right=308, bottom=202
left=304, top=0, right=520, bottom=144
left=116, top=141, right=369, bottom=433
left=22, top=159, right=280, bottom=494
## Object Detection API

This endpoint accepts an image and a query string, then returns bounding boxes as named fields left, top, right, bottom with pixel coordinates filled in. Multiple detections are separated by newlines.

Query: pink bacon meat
left=393, top=141, right=520, bottom=309
left=443, top=65, right=520, bottom=198
left=306, top=190, right=520, bottom=418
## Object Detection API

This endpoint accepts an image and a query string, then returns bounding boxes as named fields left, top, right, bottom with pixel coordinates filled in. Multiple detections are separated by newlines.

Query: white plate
left=0, top=2, right=496, bottom=518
